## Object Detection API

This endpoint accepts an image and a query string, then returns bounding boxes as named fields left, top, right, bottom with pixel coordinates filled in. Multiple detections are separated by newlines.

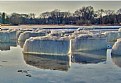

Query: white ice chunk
left=18, top=31, right=46, bottom=42
left=48, top=31, right=62, bottom=37
left=104, top=31, right=120, bottom=42
left=23, top=36, right=71, bottom=55
left=118, top=28, right=121, bottom=32
left=112, top=38, right=121, bottom=55
left=0, top=31, right=10, bottom=42
left=9, top=30, right=17, bottom=40
left=0, top=29, right=17, bottom=42
left=73, top=34, right=107, bottom=51
left=16, top=30, right=24, bottom=40
left=71, top=30, right=93, bottom=39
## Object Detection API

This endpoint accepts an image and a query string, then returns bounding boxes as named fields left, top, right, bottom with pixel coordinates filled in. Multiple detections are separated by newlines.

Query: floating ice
left=0, top=31, right=10, bottom=42
left=16, top=28, right=36, bottom=39
left=0, top=30, right=17, bottom=42
left=18, top=31, right=46, bottom=42
left=16, top=30, right=24, bottom=40
left=118, top=28, right=121, bottom=32
left=73, top=34, right=107, bottom=51
left=18, top=41, right=25, bottom=48
left=9, top=30, right=17, bottom=40
left=0, top=40, right=17, bottom=51
left=23, top=36, right=71, bottom=55
left=18, top=30, right=50, bottom=48
left=104, top=31, right=121, bottom=42
left=71, top=30, right=93, bottom=39
left=111, top=38, right=121, bottom=55
left=48, top=31, right=62, bottom=37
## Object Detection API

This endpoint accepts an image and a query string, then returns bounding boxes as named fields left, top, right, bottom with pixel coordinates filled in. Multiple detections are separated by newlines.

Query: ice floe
left=18, top=31, right=46, bottom=42
left=73, top=33, right=107, bottom=51
left=111, top=38, right=121, bottom=55
left=23, top=36, right=71, bottom=55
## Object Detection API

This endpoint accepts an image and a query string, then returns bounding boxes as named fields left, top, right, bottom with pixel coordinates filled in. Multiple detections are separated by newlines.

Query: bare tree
left=96, top=9, right=105, bottom=24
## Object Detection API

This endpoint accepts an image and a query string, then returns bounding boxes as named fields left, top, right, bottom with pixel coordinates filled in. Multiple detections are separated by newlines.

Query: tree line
left=1, top=6, right=121, bottom=25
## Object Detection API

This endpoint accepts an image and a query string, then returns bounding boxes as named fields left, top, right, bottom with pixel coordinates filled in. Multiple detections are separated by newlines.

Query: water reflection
left=23, top=49, right=107, bottom=71
left=112, top=54, right=121, bottom=68
left=0, top=40, right=17, bottom=51
left=23, top=53, right=71, bottom=71
left=72, top=50, right=107, bottom=64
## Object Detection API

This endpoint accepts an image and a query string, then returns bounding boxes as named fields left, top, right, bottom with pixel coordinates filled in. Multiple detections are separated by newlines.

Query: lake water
left=0, top=25, right=121, bottom=83
left=0, top=41, right=121, bottom=83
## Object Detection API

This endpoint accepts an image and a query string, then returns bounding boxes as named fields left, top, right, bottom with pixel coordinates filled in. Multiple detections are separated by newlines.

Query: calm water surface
left=0, top=41, right=121, bottom=83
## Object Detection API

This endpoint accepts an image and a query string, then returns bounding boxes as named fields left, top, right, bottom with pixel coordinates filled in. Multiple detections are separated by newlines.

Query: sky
left=0, top=1, right=121, bottom=16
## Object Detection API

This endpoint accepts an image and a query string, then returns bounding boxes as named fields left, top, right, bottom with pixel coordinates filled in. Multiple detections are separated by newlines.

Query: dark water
left=0, top=41, right=121, bottom=83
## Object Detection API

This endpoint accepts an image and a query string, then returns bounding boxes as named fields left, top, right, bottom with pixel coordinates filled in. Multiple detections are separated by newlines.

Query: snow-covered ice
left=18, top=31, right=46, bottom=42
left=104, top=31, right=121, bottom=42
left=0, top=31, right=10, bottom=42
left=9, top=30, right=17, bottom=40
left=48, top=31, right=62, bottom=37
left=23, top=36, right=71, bottom=55
left=118, top=28, right=121, bottom=32
left=111, top=38, right=121, bottom=55
left=0, top=30, right=17, bottom=42
left=73, top=34, right=107, bottom=51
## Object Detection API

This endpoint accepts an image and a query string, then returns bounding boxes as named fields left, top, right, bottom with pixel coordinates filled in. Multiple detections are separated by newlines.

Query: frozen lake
left=0, top=25, right=121, bottom=83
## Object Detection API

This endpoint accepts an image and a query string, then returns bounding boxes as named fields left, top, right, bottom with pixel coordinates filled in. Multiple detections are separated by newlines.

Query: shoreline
left=0, top=24, right=121, bottom=29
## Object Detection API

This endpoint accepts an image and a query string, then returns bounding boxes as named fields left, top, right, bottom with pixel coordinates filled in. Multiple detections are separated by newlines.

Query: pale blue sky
left=0, top=1, right=121, bottom=16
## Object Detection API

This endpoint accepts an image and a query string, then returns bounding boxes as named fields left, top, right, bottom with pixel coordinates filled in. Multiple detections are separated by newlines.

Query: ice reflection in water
left=23, top=53, right=71, bottom=71
left=111, top=52, right=121, bottom=68
left=0, top=38, right=120, bottom=83
left=23, top=49, right=107, bottom=71
left=72, top=50, right=107, bottom=64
